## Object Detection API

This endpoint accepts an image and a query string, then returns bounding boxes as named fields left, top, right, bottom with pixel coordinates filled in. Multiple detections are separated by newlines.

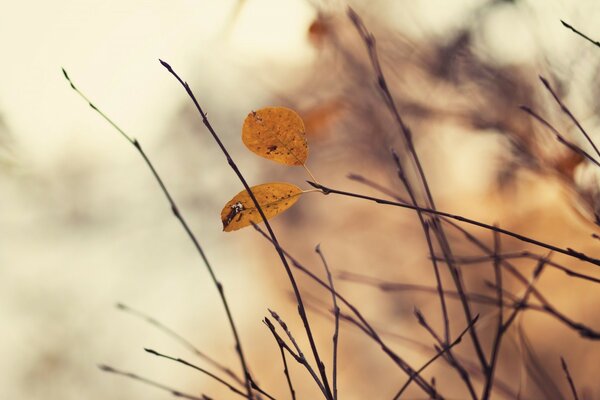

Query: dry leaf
left=242, top=106, right=308, bottom=166
left=221, top=182, right=303, bottom=232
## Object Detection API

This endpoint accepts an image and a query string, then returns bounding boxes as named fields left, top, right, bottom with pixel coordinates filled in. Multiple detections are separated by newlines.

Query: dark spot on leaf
left=223, top=201, right=245, bottom=228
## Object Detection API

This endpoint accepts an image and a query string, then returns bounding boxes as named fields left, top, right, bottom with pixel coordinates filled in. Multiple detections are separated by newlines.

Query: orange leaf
left=221, top=183, right=303, bottom=232
left=242, top=106, right=308, bottom=166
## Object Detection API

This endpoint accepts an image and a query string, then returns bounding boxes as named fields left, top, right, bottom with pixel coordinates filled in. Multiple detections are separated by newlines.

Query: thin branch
left=307, top=180, right=600, bottom=268
left=393, top=315, right=479, bottom=399
left=560, top=356, right=580, bottom=400
left=346, top=174, right=600, bottom=340
left=160, top=60, right=332, bottom=400
left=303, top=290, right=517, bottom=400
left=348, top=6, right=486, bottom=372
left=252, top=224, right=441, bottom=398
left=263, top=317, right=328, bottom=398
left=412, top=309, right=478, bottom=400
left=144, top=348, right=247, bottom=398
left=561, top=20, right=600, bottom=49
left=98, top=364, right=212, bottom=400
left=481, top=229, right=503, bottom=400
left=277, top=341, right=296, bottom=400
left=62, top=68, right=253, bottom=399
left=339, top=271, right=542, bottom=314
left=346, top=173, right=600, bottom=284
left=439, top=252, right=600, bottom=286
left=268, top=310, right=307, bottom=361
left=502, top=256, right=549, bottom=332
left=539, top=76, right=600, bottom=160
left=315, top=244, right=340, bottom=400
left=520, top=106, right=600, bottom=168
left=249, top=377, right=278, bottom=400
left=116, top=303, right=243, bottom=386
left=391, top=150, right=451, bottom=345
left=263, top=318, right=297, bottom=400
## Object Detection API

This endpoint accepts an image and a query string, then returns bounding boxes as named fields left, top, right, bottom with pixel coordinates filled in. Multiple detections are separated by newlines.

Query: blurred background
left=2, top=0, right=600, bottom=399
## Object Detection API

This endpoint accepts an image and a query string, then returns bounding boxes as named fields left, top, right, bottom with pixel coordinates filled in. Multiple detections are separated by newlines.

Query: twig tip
left=159, top=59, right=172, bottom=71
left=98, top=364, right=112, bottom=372
left=144, top=348, right=159, bottom=356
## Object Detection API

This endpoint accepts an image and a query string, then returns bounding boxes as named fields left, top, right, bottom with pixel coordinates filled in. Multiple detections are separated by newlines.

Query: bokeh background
left=2, top=0, right=600, bottom=399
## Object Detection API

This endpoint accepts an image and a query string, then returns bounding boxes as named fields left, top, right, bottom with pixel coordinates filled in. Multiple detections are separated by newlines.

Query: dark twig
left=392, top=150, right=451, bottom=345
left=144, top=348, right=248, bottom=398
left=263, top=317, right=328, bottom=398
left=347, top=173, right=600, bottom=284
left=413, top=309, right=478, bottom=400
left=268, top=310, right=306, bottom=362
left=502, top=256, right=549, bottom=332
left=307, top=180, right=600, bottom=268
left=252, top=225, right=441, bottom=398
left=539, top=76, right=600, bottom=160
left=98, top=364, right=211, bottom=400
left=339, top=271, right=565, bottom=321
left=116, top=303, right=243, bottom=386
left=347, top=175, right=600, bottom=340
left=438, top=252, right=600, bottom=286
left=561, top=20, right=600, bottom=49
left=303, top=290, right=517, bottom=400
left=276, top=341, right=296, bottom=400
left=161, top=60, right=332, bottom=400
left=481, top=229, right=503, bottom=400
left=248, top=377, right=278, bottom=400
left=446, top=255, right=600, bottom=340
left=393, top=315, right=479, bottom=399
left=520, top=106, right=600, bottom=168
left=315, top=244, right=340, bottom=400
left=348, top=6, right=486, bottom=372
left=62, top=68, right=253, bottom=399
left=560, top=356, right=580, bottom=400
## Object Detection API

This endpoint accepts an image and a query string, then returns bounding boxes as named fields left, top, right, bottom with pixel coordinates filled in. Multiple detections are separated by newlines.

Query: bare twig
left=62, top=69, right=254, bottom=399
left=561, top=20, right=600, bottom=49
left=393, top=315, right=479, bottom=399
left=307, top=180, right=600, bottom=268
left=502, top=256, right=549, bottom=332
left=315, top=244, right=340, bottom=400
left=412, top=309, right=478, bottom=400
left=392, top=150, right=451, bottom=345
left=539, top=76, right=600, bottom=160
left=560, top=356, right=580, bottom=400
left=263, top=317, right=328, bottom=398
left=346, top=174, right=600, bottom=342
left=439, top=252, right=600, bottom=286
left=116, top=303, right=243, bottom=386
left=161, top=60, right=332, bottom=400
left=98, top=364, right=212, bottom=400
left=348, top=6, right=486, bottom=373
left=276, top=341, right=296, bottom=400
left=248, top=377, right=278, bottom=400
left=303, top=290, right=517, bottom=400
left=481, top=229, right=503, bottom=400
left=252, top=224, right=441, bottom=398
left=347, top=173, right=600, bottom=285
left=144, top=348, right=248, bottom=398
left=520, top=106, right=600, bottom=168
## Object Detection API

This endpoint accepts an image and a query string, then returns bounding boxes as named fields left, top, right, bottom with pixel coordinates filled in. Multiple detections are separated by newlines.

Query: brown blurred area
left=2, top=0, right=600, bottom=399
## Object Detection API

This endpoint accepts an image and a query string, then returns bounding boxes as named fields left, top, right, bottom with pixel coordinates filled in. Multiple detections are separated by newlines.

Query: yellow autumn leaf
left=221, top=182, right=303, bottom=232
left=242, top=106, right=308, bottom=166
